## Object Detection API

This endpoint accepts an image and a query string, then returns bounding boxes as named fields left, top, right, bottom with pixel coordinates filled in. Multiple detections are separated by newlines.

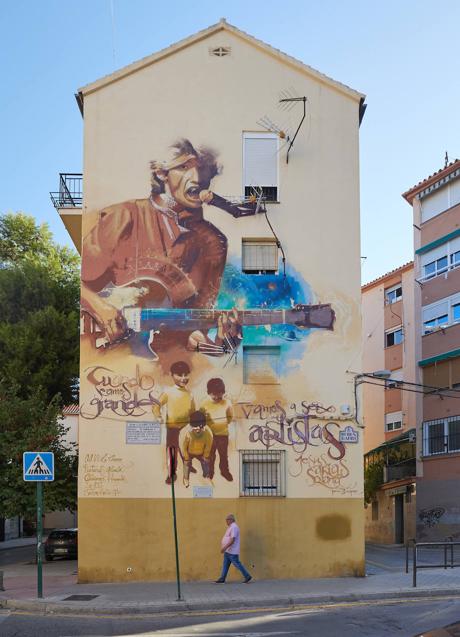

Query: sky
left=1, top=0, right=459, bottom=284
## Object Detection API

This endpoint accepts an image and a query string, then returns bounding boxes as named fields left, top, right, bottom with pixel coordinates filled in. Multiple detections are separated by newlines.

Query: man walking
left=215, top=514, right=252, bottom=583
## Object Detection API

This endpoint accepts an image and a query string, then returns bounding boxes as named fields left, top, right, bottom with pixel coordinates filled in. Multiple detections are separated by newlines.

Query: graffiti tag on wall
left=419, top=507, right=445, bottom=528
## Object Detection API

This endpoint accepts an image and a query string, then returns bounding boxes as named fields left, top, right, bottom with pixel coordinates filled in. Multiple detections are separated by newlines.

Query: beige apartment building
left=362, top=263, right=417, bottom=543
left=52, top=19, right=366, bottom=582
left=403, top=159, right=460, bottom=541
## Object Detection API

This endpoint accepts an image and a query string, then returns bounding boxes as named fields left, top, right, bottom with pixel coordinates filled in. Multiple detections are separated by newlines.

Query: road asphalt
left=1, top=543, right=460, bottom=617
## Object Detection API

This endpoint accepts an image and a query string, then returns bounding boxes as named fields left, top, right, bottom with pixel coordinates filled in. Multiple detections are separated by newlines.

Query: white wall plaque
left=192, top=485, right=213, bottom=498
left=126, top=421, right=161, bottom=444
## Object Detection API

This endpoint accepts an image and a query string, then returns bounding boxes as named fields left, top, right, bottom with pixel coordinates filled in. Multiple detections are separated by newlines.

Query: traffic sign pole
left=23, top=452, right=54, bottom=599
left=36, top=482, right=43, bottom=599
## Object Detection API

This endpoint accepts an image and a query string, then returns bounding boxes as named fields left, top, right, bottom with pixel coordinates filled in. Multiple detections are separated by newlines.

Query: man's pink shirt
left=221, top=522, right=240, bottom=554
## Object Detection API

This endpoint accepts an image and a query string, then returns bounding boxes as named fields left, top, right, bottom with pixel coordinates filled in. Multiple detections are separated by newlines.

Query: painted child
left=200, top=377, right=233, bottom=481
left=182, top=411, right=213, bottom=487
left=152, top=360, right=195, bottom=484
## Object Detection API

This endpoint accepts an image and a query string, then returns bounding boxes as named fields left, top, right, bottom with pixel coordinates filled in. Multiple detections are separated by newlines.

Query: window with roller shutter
left=243, top=132, right=279, bottom=202
left=242, top=238, right=278, bottom=273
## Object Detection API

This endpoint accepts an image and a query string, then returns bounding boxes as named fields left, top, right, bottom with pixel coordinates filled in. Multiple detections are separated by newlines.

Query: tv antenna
left=279, top=93, right=307, bottom=164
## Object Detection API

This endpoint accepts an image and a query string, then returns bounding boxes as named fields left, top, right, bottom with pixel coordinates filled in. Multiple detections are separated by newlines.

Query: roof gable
left=78, top=19, right=365, bottom=104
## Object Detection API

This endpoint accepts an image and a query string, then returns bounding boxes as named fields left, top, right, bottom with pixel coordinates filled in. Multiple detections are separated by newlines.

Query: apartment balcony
left=50, top=173, right=82, bottom=253
left=383, top=459, right=416, bottom=483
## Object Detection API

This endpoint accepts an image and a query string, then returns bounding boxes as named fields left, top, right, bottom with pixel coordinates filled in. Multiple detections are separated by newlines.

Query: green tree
left=0, top=213, right=80, bottom=403
left=0, top=212, right=80, bottom=518
left=0, top=382, right=77, bottom=519
left=364, top=460, right=384, bottom=505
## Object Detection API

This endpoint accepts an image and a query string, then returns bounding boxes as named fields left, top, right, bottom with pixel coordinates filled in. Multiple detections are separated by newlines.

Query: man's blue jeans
left=219, top=551, right=250, bottom=581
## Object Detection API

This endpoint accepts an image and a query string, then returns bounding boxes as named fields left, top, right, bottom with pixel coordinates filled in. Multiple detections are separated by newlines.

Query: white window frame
left=385, top=283, right=402, bottom=305
left=420, top=178, right=460, bottom=223
left=422, top=292, right=460, bottom=335
left=242, top=132, right=279, bottom=202
left=419, top=234, right=460, bottom=282
left=385, top=411, right=403, bottom=432
left=239, top=449, right=286, bottom=497
left=242, top=238, right=279, bottom=274
left=423, top=415, right=460, bottom=456
left=385, top=326, right=404, bottom=348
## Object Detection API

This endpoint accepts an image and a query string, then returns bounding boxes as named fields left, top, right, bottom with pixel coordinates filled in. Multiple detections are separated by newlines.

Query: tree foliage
left=0, top=212, right=80, bottom=518
left=0, top=382, right=77, bottom=519
left=0, top=212, right=80, bottom=403
left=364, top=461, right=384, bottom=505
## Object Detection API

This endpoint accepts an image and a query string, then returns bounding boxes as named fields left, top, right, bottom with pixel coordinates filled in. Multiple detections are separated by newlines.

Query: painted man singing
left=81, top=139, right=259, bottom=354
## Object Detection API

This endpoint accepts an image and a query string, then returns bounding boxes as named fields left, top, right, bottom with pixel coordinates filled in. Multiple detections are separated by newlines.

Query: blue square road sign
left=23, top=452, right=54, bottom=482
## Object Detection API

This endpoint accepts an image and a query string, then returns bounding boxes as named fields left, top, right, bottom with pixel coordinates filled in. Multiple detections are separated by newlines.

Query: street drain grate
left=63, top=594, right=99, bottom=601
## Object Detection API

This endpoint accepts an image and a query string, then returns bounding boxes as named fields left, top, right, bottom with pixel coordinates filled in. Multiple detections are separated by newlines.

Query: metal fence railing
left=50, top=173, right=82, bottom=209
left=406, top=537, right=460, bottom=587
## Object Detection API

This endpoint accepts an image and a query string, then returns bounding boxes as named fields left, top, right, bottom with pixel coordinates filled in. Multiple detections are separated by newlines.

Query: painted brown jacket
left=81, top=199, right=228, bottom=309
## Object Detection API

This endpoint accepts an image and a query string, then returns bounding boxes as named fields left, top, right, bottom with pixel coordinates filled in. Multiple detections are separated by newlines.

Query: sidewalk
left=0, top=537, right=36, bottom=551
left=2, top=556, right=460, bottom=616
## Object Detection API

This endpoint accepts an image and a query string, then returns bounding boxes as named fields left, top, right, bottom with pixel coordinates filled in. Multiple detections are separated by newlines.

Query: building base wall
left=417, top=479, right=460, bottom=540
left=78, top=497, right=364, bottom=582
left=365, top=488, right=416, bottom=544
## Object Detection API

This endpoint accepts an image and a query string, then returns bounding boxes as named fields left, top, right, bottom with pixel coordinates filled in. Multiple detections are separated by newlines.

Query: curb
left=2, top=588, right=460, bottom=616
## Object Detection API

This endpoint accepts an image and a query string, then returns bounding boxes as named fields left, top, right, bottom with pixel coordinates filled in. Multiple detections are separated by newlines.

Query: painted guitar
left=89, top=304, right=335, bottom=358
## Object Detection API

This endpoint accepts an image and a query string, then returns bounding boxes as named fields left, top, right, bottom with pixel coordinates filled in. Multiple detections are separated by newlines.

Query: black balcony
left=384, top=460, right=416, bottom=483
left=50, top=173, right=82, bottom=209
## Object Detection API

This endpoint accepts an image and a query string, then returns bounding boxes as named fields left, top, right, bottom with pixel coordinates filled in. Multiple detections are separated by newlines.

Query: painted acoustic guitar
left=87, top=303, right=335, bottom=358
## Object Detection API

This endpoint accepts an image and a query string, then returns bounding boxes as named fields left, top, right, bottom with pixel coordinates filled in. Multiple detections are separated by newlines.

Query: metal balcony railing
left=384, top=461, right=416, bottom=483
left=50, top=173, right=82, bottom=209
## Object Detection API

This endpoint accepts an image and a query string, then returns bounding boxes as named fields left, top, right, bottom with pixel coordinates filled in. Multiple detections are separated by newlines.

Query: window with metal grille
left=240, top=449, right=285, bottom=496
left=422, top=416, right=460, bottom=456
left=243, top=133, right=279, bottom=202
left=243, top=346, right=280, bottom=384
left=242, top=239, right=278, bottom=273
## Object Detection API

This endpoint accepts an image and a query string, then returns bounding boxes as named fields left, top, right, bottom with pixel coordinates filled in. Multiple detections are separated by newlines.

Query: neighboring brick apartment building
left=403, top=159, right=460, bottom=540
left=362, top=263, right=417, bottom=543
left=52, top=19, right=366, bottom=582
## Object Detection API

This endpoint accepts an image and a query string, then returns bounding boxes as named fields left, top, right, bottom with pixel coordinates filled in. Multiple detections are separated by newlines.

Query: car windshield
left=48, top=531, right=76, bottom=540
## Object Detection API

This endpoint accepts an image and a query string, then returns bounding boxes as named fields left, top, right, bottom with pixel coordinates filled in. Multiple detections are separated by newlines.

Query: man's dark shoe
left=214, top=578, right=225, bottom=583
left=243, top=575, right=252, bottom=583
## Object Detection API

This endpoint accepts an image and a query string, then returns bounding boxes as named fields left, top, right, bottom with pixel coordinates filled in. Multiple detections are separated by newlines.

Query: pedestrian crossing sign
left=23, top=452, right=54, bottom=482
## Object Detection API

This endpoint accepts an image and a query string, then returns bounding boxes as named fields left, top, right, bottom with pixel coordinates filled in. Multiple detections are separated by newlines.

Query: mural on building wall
left=80, top=138, right=359, bottom=496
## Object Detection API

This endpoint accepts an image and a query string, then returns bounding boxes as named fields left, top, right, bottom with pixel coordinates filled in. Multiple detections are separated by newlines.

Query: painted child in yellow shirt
left=182, top=411, right=213, bottom=487
left=199, top=377, right=233, bottom=481
left=152, top=360, right=195, bottom=484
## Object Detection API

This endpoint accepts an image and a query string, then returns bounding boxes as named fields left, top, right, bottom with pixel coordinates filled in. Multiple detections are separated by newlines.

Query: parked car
left=44, top=528, right=78, bottom=561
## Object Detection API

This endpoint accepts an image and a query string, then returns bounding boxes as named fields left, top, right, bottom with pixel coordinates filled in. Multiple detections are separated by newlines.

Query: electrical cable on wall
left=262, top=199, right=286, bottom=278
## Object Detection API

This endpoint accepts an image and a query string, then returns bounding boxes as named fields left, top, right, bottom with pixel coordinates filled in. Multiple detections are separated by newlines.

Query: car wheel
left=45, top=555, right=53, bottom=561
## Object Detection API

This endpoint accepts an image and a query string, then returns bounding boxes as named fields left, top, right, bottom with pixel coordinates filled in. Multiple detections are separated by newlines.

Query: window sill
left=422, top=321, right=460, bottom=337
left=422, top=449, right=460, bottom=460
